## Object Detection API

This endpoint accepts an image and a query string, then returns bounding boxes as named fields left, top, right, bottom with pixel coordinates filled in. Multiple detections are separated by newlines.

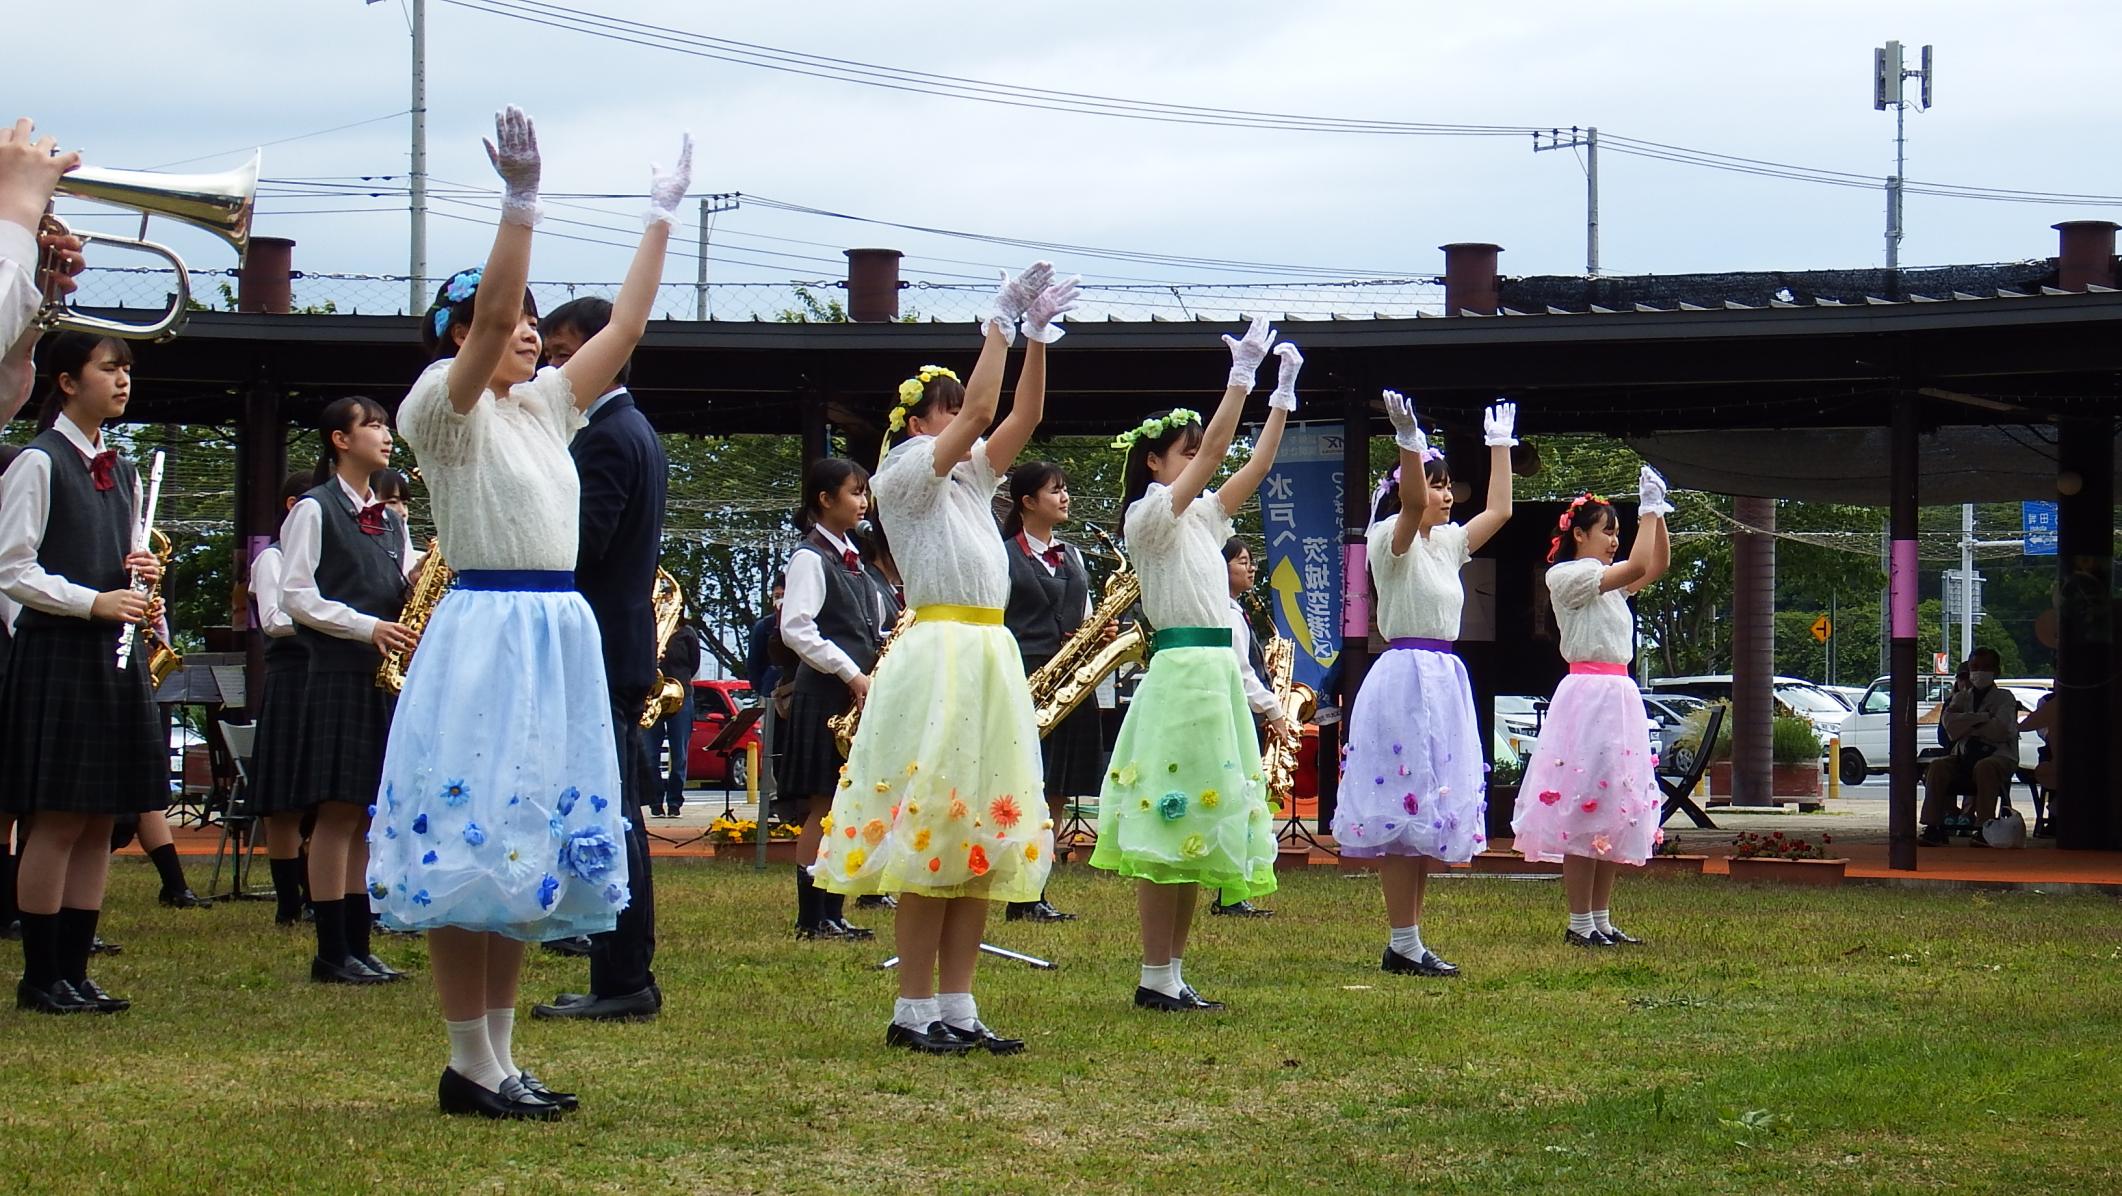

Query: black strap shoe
left=514, top=1071, right=579, bottom=1111
left=438, top=1067, right=562, bottom=1121
left=1564, top=929, right=1614, bottom=949
left=158, top=888, right=212, bottom=910
left=1382, top=947, right=1461, bottom=977
left=311, top=954, right=389, bottom=985
left=73, top=977, right=132, bottom=1013
left=1133, top=985, right=1226, bottom=1012
left=942, top=1021, right=1026, bottom=1055
left=884, top=1020, right=976, bottom=1054
left=16, top=977, right=92, bottom=1014
left=1601, top=927, right=1645, bottom=946
left=529, top=985, right=660, bottom=1022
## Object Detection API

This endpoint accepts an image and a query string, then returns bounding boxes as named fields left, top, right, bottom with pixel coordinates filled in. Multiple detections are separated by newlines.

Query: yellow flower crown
left=1110, top=408, right=1202, bottom=453
left=887, top=365, right=961, bottom=433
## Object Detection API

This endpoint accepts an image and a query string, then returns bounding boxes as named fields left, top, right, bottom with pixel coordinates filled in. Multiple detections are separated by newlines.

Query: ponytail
left=1547, top=493, right=1614, bottom=564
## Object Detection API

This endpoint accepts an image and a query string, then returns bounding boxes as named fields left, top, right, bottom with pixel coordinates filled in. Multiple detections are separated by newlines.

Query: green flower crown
left=888, top=365, right=961, bottom=433
left=1110, top=408, right=1202, bottom=452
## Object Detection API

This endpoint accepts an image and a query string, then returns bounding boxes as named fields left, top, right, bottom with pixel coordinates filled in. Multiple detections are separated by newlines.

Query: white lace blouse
left=1125, top=482, right=1233, bottom=631
left=1368, top=517, right=1470, bottom=641
left=871, top=435, right=1009, bottom=610
left=397, top=358, right=584, bottom=573
left=1546, top=557, right=1634, bottom=665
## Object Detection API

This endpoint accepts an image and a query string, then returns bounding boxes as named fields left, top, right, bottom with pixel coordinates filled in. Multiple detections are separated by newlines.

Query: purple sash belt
left=1388, top=637, right=1454, bottom=653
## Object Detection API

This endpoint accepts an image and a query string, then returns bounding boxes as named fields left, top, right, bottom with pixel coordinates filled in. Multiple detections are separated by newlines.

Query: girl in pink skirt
left=1510, top=466, right=1671, bottom=947
left=1331, top=390, right=1516, bottom=977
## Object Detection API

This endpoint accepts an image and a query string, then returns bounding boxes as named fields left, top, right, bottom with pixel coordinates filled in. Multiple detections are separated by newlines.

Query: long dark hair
left=1002, top=460, right=1067, bottom=538
left=1371, top=455, right=1453, bottom=523
left=421, top=266, right=540, bottom=361
left=280, top=470, right=313, bottom=504
left=1118, top=410, right=1206, bottom=533
left=313, top=396, right=392, bottom=487
left=797, top=457, right=869, bottom=532
left=34, top=332, right=135, bottom=431
left=369, top=467, right=411, bottom=504
left=1547, top=494, right=1616, bottom=564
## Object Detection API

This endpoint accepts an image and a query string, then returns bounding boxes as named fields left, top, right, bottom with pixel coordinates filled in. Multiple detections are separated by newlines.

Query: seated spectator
left=2021, top=691, right=2059, bottom=792
left=1918, top=647, right=2019, bottom=846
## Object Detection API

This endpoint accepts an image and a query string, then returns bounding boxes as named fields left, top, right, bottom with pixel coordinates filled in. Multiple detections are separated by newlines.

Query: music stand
left=701, top=705, right=765, bottom=817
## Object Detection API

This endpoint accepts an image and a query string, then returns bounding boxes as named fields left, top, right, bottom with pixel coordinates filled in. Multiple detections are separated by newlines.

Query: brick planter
left=1642, top=853, right=1708, bottom=875
left=1469, top=852, right=1558, bottom=875
left=1709, top=762, right=1823, bottom=799
left=1726, top=857, right=1848, bottom=887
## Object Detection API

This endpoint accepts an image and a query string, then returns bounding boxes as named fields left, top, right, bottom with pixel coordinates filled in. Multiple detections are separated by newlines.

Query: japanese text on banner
left=1259, top=424, right=1343, bottom=690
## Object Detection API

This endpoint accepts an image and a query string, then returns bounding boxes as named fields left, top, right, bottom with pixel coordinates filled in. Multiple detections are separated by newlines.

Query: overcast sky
left=19, top=0, right=2122, bottom=316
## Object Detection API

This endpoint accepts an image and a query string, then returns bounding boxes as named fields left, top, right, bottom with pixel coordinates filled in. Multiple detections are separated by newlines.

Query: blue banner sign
left=1259, top=423, right=1344, bottom=690
left=2022, top=501, right=2058, bottom=556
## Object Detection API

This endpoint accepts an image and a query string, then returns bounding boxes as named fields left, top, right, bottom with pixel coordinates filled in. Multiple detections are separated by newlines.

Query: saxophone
left=376, top=537, right=453, bottom=693
left=142, top=529, right=184, bottom=689
left=638, top=568, right=687, bottom=728
left=1255, top=604, right=1317, bottom=807
left=1029, top=532, right=1146, bottom=735
left=830, top=605, right=913, bottom=757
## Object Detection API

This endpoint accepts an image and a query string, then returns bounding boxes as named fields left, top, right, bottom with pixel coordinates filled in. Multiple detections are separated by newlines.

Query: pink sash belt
left=1569, top=661, right=1630, bottom=677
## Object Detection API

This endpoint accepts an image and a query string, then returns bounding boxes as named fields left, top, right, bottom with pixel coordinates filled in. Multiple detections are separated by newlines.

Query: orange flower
left=861, top=819, right=887, bottom=846
left=913, top=828, right=931, bottom=852
left=967, top=844, right=990, bottom=876
left=928, top=857, right=942, bottom=873
left=844, top=825, right=857, bottom=839
left=989, top=795, right=1023, bottom=831
left=948, top=796, right=969, bottom=821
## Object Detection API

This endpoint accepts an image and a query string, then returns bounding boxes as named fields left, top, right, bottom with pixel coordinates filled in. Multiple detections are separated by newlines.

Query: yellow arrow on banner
left=1270, top=557, right=1316, bottom=657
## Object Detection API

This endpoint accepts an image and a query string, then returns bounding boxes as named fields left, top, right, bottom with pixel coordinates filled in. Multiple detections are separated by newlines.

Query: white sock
left=1139, top=962, right=1183, bottom=998
left=1169, top=956, right=1186, bottom=992
left=446, top=1016, right=507, bottom=1091
left=1389, top=924, right=1424, bottom=958
left=937, top=991, right=979, bottom=1031
left=892, top=996, right=939, bottom=1031
left=485, top=1007, right=518, bottom=1078
left=1568, top=912, right=1596, bottom=937
left=1591, top=909, right=1614, bottom=935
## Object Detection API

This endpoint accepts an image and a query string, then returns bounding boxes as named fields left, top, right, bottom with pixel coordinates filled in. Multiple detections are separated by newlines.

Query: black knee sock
left=268, top=858, right=305, bottom=924
left=147, top=843, right=189, bottom=897
left=822, top=889, right=847, bottom=924
left=56, top=907, right=97, bottom=987
left=794, top=866, right=817, bottom=929
left=0, top=845, right=16, bottom=927
left=343, top=893, right=372, bottom=961
left=18, top=911, right=59, bottom=987
left=312, top=897, right=349, bottom=963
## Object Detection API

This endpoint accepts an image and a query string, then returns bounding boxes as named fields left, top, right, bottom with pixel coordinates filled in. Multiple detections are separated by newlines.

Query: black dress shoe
left=545, top=991, right=593, bottom=1008
left=884, top=1020, right=975, bottom=1054
left=1007, top=901, right=1076, bottom=923
left=1210, top=900, right=1273, bottom=918
left=73, top=977, right=132, bottom=1013
left=515, top=1071, right=579, bottom=1111
left=828, top=918, right=875, bottom=941
left=795, top=920, right=850, bottom=941
left=2, top=919, right=20, bottom=941
left=16, top=977, right=91, bottom=1014
left=158, top=888, right=212, bottom=910
left=89, top=935, right=121, bottom=955
left=362, top=953, right=407, bottom=980
left=1033, top=901, right=1076, bottom=922
left=1381, top=946, right=1460, bottom=977
left=1133, top=985, right=1226, bottom=1012
left=311, top=954, right=389, bottom=985
left=1564, top=930, right=1614, bottom=949
left=942, top=1021, right=1026, bottom=1055
left=1601, top=926, right=1645, bottom=946
left=854, top=894, right=896, bottom=910
left=541, top=936, right=593, bottom=958
left=437, top=1067, right=562, bottom=1121
left=529, top=986, right=660, bottom=1021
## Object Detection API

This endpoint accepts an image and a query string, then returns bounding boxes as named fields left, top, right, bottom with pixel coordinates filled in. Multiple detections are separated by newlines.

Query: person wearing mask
left=1919, top=647, right=2020, bottom=847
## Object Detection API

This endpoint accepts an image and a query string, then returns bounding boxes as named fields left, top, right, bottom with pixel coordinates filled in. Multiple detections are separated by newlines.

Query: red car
left=686, top=679, right=763, bottom=788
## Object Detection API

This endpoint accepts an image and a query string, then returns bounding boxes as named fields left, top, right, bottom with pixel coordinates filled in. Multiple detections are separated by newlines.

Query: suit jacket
left=571, top=389, right=669, bottom=707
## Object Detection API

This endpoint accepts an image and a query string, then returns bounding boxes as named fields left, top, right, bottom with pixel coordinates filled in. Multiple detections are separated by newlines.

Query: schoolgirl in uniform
left=812, top=261, right=1075, bottom=1054
left=1332, top=392, right=1517, bottom=975
left=776, top=457, right=897, bottom=940
left=1510, top=467, right=1672, bottom=947
left=0, top=332, right=166, bottom=1014
left=1090, top=316, right=1299, bottom=1013
left=248, top=470, right=324, bottom=926
left=281, top=396, right=417, bottom=985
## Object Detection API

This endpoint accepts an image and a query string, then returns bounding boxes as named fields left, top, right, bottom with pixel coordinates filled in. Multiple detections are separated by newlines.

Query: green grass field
left=3, top=859, right=2120, bottom=1194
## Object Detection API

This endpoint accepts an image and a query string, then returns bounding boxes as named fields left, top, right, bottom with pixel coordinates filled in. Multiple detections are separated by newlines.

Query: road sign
left=2022, top=501, right=2058, bottom=556
left=1811, top=615, right=1832, bottom=644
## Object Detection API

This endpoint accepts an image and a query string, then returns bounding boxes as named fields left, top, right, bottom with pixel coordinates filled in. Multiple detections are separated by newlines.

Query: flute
left=115, top=450, right=165, bottom=670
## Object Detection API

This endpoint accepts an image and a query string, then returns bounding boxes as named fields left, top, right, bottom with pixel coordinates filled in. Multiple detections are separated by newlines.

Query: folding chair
left=1658, top=704, right=1725, bottom=830
left=206, top=720, right=270, bottom=901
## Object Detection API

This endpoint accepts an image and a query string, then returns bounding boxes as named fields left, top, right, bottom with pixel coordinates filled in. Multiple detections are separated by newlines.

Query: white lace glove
left=1483, top=400, right=1518, bottom=447
left=645, top=133, right=693, bottom=229
left=1267, top=342, right=1303, bottom=412
left=1020, top=276, right=1080, bottom=344
left=1382, top=389, right=1428, bottom=454
left=1638, top=464, right=1674, bottom=519
left=483, top=105, right=542, bottom=227
left=1222, top=314, right=1276, bottom=393
left=983, top=260, right=1054, bottom=345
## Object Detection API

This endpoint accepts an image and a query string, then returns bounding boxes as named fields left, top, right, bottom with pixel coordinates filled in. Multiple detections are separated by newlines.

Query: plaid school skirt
left=0, top=621, right=167, bottom=816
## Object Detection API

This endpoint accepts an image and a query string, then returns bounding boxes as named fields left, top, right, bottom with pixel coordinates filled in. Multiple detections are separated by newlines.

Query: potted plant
left=1725, top=830, right=1847, bottom=886
left=1769, top=715, right=1824, bottom=798
left=1482, top=740, right=1525, bottom=847
left=1642, top=830, right=1707, bottom=875
left=708, top=815, right=802, bottom=863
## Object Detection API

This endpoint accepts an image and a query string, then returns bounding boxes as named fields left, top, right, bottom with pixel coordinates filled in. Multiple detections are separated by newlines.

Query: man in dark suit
left=530, top=297, right=667, bottom=1022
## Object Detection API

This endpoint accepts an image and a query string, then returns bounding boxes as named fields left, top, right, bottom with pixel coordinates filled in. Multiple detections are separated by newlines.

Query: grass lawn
left=3, top=858, right=2120, bottom=1194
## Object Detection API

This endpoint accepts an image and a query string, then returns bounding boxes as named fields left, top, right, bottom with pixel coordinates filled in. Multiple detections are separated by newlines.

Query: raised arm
left=1608, top=465, right=1672, bottom=594
left=1168, top=316, right=1268, bottom=515
left=936, top=262, right=1046, bottom=476
left=1381, top=389, right=1433, bottom=556
left=446, top=107, right=541, bottom=415
left=1462, top=401, right=1518, bottom=553
left=984, top=275, right=1078, bottom=474
left=561, top=135, right=691, bottom=408
left=1219, top=342, right=1301, bottom=517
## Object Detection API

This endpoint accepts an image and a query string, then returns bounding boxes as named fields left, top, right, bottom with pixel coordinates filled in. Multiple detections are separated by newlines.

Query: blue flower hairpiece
left=430, top=307, right=450, bottom=336
left=430, top=267, right=484, bottom=337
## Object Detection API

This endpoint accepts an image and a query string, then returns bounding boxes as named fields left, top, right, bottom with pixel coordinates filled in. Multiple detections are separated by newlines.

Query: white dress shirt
left=0, top=218, right=40, bottom=358
left=780, top=525, right=877, bottom=683
left=0, top=415, right=116, bottom=620
left=280, top=473, right=417, bottom=643
left=250, top=542, right=294, bottom=637
left=1228, top=597, right=1282, bottom=717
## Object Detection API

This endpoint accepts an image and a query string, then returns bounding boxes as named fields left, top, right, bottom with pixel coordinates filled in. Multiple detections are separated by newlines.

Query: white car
left=1832, top=675, right=2049, bottom=786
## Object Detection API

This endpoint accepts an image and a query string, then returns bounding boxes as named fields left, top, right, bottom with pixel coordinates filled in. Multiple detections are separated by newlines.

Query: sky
left=17, top=0, right=2122, bottom=319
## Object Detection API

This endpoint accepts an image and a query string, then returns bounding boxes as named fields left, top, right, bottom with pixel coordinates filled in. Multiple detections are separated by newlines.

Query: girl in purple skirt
left=1510, top=466, right=1672, bottom=948
left=1332, top=391, right=1516, bottom=977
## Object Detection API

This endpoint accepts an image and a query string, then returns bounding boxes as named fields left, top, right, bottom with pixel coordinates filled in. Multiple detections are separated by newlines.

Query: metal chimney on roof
left=2052, top=221, right=2118, bottom=291
left=236, top=236, right=295, bottom=314
left=844, top=248, right=904, bottom=322
left=1440, top=242, right=1501, bottom=316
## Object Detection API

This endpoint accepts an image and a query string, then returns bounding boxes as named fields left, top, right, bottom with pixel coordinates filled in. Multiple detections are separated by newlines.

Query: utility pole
left=1874, top=41, right=1933, bottom=271
left=689, top=194, right=742, bottom=321
left=1532, top=126, right=1599, bottom=275
left=409, top=0, right=428, bottom=314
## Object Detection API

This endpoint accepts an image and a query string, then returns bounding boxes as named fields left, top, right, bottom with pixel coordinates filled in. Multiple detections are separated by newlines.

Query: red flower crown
left=1547, top=492, right=1610, bottom=562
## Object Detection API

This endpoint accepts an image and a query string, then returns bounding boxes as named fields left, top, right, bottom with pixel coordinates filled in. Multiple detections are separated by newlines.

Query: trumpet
left=37, top=153, right=258, bottom=341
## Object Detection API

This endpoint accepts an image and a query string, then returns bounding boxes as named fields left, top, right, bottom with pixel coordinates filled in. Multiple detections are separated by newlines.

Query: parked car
left=1830, top=674, right=2049, bottom=785
left=1641, top=692, right=1709, bottom=768
left=1495, top=695, right=1543, bottom=757
left=1645, top=674, right=1849, bottom=739
left=685, top=679, right=762, bottom=788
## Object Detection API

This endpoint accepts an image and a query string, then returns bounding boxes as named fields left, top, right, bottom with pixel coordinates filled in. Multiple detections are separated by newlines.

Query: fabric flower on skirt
left=989, top=795, right=1022, bottom=830
left=1158, top=791, right=1189, bottom=821
left=557, top=787, right=580, bottom=816
left=559, top=826, right=620, bottom=882
left=537, top=874, right=559, bottom=909
left=440, top=779, right=471, bottom=807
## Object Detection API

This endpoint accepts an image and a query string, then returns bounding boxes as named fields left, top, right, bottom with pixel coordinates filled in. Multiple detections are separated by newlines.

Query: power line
left=143, top=110, right=412, bottom=171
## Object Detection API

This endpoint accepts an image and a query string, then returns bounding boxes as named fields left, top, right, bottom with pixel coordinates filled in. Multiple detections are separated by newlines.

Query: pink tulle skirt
left=1509, top=672, right=1659, bottom=865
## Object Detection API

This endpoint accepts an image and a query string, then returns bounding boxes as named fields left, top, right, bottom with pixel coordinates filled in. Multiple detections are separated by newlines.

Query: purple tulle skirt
left=1509, top=672, right=1659, bottom=865
left=1330, top=642, right=1487, bottom=863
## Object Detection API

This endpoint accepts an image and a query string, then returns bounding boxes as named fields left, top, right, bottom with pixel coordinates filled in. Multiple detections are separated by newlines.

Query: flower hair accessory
left=430, top=267, right=484, bottom=336
left=1420, top=446, right=1446, bottom=464
left=1555, top=492, right=1609, bottom=531
left=887, top=365, right=960, bottom=433
left=1370, top=465, right=1401, bottom=510
left=1110, top=408, right=1202, bottom=452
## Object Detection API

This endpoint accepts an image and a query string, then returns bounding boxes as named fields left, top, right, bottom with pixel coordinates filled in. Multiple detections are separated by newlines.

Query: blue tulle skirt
left=366, top=578, right=630, bottom=940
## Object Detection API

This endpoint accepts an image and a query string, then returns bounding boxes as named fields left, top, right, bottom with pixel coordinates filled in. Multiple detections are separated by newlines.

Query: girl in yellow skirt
left=812, top=262, right=1077, bottom=1055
